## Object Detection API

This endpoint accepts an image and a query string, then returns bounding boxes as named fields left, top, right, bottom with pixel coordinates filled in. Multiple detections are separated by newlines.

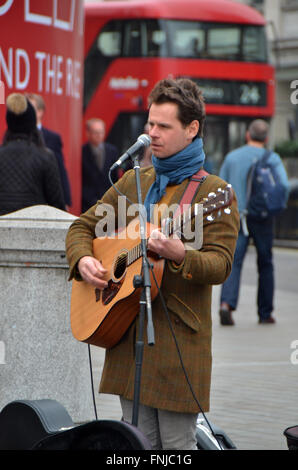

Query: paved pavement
left=89, top=246, right=298, bottom=450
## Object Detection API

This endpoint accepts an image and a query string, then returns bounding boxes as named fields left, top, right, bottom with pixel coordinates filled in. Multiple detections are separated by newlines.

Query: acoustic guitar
left=70, top=185, right=233, bottom=349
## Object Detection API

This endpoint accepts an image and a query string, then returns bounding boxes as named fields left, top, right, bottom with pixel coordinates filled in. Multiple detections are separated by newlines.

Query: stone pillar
left=0, top=205, right=94, bottom=423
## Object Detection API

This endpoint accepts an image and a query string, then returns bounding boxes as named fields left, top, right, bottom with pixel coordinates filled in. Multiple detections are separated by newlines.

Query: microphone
left=110, top=134, right=151, bottom=171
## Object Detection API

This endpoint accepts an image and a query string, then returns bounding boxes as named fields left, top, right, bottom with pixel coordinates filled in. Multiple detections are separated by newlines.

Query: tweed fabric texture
left=66, top=167, right=239, bottom=413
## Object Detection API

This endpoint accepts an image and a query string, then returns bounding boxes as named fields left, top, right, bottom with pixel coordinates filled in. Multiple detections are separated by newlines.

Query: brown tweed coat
left=66, top=166, right=239, bottom=414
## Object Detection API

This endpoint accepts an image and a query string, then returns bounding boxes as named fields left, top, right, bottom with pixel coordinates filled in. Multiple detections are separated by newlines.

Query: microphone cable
left=87, top=343, right=98, bottom=420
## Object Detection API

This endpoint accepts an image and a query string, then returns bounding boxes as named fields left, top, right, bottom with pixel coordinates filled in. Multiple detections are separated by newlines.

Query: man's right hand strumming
left=78, top=256, right=108, bottom=289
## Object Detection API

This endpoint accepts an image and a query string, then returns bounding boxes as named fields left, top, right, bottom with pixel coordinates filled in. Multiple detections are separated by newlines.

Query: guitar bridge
left=102, top=279, right=123, bottom=305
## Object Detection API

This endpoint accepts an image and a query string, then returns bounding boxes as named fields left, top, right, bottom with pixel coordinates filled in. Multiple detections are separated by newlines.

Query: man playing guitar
left=66, top=78, right=239, bottom=450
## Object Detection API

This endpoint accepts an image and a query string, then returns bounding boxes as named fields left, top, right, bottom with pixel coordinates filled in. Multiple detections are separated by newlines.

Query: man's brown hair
left=148, top=78, right=206, bottom=137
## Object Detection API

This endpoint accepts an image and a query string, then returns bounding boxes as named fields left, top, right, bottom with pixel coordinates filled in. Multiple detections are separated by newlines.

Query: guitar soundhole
left=114, top=252, right=128, bottom=280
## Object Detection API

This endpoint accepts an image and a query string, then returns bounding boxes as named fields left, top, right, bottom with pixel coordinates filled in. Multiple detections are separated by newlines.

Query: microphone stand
left=130, top=153, right=155, bottom=428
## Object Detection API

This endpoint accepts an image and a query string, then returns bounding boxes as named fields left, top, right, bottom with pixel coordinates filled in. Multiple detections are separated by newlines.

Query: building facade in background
left=240, top=0, right=298, bottom=145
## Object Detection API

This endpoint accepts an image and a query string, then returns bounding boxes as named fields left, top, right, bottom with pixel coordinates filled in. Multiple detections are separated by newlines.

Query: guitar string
left=114, top=214, right=190, bottom=269
left=111, top=199, right=224, bottom=271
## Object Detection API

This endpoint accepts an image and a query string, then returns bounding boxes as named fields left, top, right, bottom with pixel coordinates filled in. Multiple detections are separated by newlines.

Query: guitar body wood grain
left=70, top=221, right=165, bottom=349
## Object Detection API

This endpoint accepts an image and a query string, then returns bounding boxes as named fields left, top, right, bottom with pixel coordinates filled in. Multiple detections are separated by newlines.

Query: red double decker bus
left=83, top=0, right=275, bottom=174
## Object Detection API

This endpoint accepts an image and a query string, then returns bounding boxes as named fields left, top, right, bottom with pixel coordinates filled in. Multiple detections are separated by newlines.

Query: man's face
left=87, top=121, right=105, bottom=147
left=148, top=102, right=198, bottom=158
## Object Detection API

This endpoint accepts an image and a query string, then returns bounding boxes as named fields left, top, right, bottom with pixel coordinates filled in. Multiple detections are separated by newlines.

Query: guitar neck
left=125, top=184, right=233, bottom=265
left=127, top=242, right=144, bottom=266
left=125, top=211, right=192, bottom=266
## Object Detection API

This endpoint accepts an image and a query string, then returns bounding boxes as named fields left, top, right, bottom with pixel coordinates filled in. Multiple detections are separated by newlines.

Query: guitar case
left=33, top=419, right=152, bottom=450
left=0, top=399, right=152, bottom=450
left=0, top=399, right=74, bottom=450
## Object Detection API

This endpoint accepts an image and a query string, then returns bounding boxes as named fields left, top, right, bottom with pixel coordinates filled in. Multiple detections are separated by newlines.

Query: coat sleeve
left=168, top=177, right=240, bottom=285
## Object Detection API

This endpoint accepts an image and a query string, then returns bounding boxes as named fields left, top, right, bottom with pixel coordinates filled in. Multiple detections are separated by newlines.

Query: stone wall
left=0, top=205, right=95, bottom=423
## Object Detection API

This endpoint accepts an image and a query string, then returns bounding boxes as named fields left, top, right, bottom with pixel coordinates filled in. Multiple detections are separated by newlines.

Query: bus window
left=243, top=26, right=267, bottom=62
left=122, top=19, right=166, bottom=57
left=208, top=26, right=241, bottom=60
left=166, top=20, right=205, bottom=58
left=97, top=22, right=122, bottom=56
left=123, top=20, right=143, bottom=56
left=146, top=20, right=167, bottom=57
left=163, top=20, right=267, bottom=62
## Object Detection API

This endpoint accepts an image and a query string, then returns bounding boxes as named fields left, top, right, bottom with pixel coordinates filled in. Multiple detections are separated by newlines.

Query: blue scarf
left=144, top=137, right=205, bottom=221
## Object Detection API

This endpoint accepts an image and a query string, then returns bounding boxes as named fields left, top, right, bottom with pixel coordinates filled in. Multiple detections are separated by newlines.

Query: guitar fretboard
left=125, top=186, right=232, bottom=267
left=127, top=243, right=143, bottom=266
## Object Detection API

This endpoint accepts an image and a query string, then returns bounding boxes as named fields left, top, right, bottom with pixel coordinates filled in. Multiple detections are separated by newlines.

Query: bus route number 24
left=239, top=84, right=261, bottom=105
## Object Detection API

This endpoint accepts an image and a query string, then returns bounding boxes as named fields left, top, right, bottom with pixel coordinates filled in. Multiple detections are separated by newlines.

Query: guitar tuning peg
left=208, top=192, right=216, bottom=198
left=224, top=207, right=231, bottom=214
left=217, top=210, right=222, bottom=217
left=207, top=214, right=215, bottom=222
left=217, top=187, right=223, bottom=192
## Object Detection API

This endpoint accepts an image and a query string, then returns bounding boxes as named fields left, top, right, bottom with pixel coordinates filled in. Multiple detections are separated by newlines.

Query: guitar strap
left=173, top=168, right=209, bottom=219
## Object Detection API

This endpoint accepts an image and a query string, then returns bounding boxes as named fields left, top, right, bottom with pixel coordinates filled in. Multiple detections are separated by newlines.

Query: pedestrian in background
left=219, top=119, right=289, bottom=326
left=0, top=93, right=65, bottom=216
left=81, top=118, right=119, bottom=213
left=27, top=93, right=72, bottom=209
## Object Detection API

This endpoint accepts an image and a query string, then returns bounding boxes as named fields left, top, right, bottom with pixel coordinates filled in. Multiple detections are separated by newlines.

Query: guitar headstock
left=162, top=184, right=234, bottom=236
left=201, top=184, right=234, bottom=221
